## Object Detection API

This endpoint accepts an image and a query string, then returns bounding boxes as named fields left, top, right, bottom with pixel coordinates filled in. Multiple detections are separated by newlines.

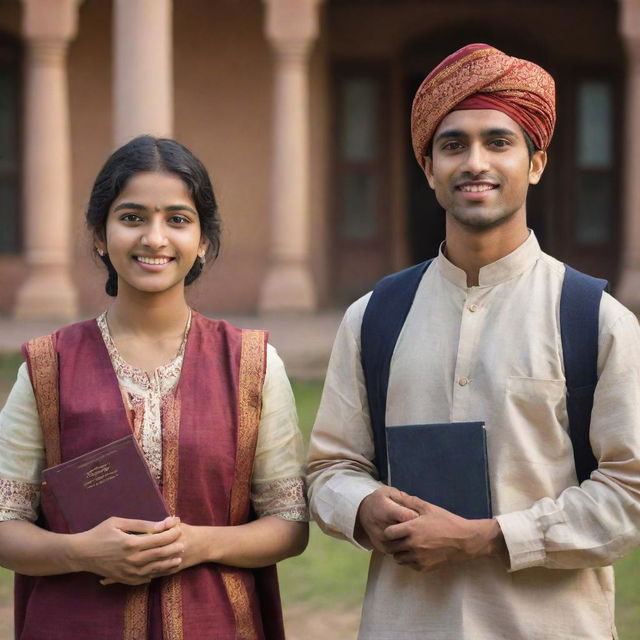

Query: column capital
left=21, top=0, right=81, bottom=41
left=263, top=0, right=325, bottom=46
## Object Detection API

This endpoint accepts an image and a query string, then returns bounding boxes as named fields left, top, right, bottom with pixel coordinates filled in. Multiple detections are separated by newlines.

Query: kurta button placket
left=452, top=289, right=484, bottom=421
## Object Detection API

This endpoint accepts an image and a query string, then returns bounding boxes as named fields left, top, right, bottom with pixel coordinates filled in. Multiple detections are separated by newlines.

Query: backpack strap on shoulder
left=361, top=259, right=434, bottom=483
left=22, top=334, right=61, bottom=468
left=560, top=265, right=608, bottom=483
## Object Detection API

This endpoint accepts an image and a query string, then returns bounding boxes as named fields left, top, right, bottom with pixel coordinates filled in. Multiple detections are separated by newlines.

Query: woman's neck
left=106, top=285, right=191, bottom=340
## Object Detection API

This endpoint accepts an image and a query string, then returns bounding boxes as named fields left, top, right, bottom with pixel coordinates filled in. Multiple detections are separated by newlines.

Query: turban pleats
left=411, top=44, right=556, bottom=169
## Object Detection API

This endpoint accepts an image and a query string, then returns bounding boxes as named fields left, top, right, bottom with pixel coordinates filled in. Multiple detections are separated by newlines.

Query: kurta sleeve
left=306, top=296, right=383, bottom=547
left=0, top=362, right=45, bottom=522
left=250, top=344, right=308, bottom=521
left=497, top=294, right=640, bottom=571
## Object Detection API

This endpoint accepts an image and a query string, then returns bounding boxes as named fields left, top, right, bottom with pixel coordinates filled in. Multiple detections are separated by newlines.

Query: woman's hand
left=70, top=516, right=185, bottom=585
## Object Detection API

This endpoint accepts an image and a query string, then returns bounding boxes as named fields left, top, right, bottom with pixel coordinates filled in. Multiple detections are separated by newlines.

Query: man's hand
left=355, top=486, right=419, bottom=552
left=383, top=493, right=506, bottom=572
left=69, top=516, right=185, bottom=585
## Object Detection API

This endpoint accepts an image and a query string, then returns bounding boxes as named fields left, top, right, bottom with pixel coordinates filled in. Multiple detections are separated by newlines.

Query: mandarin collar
left=436, top=231, right=541, bottom=289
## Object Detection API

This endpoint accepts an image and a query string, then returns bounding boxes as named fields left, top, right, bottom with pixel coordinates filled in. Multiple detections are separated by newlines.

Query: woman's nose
left=141, top=219, right=168, bottom=248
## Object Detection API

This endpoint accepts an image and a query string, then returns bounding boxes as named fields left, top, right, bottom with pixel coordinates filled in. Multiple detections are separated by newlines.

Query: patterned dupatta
left=15, top=313, right=284, bottom=640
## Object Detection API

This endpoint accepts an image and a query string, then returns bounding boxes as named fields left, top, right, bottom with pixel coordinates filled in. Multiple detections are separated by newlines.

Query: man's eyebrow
left=434, top=127, right=519, bottom=143
left=434, top=128, right=466, bottom=143
left=482, top=127, right=518, bottom=137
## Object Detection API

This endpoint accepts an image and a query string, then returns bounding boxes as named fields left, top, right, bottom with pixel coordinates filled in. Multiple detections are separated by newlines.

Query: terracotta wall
left=0, top=0, right=331, bottom=316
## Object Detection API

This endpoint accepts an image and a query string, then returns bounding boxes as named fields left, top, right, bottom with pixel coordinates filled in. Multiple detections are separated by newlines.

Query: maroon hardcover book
left=41, top=434, right=169, bottom=533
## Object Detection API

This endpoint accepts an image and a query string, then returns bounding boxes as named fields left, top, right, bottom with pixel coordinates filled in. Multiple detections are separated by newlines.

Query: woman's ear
left=198, top=236, right=209, bottom=258
left=94, top=232, right=107, bottom=257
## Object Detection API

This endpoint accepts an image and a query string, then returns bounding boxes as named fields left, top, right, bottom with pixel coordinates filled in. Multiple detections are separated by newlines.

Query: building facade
left=0, top=0, right=639, bottom=319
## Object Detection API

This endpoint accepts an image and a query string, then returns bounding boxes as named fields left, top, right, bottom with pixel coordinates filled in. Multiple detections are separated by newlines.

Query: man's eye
left=442, top=141, right=462, bottom=151
left=490, top=139, right=510, bottom=148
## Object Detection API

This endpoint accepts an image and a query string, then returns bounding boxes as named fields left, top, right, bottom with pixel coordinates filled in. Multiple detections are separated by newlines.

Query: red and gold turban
left=411, top=43, right=556, bottom=170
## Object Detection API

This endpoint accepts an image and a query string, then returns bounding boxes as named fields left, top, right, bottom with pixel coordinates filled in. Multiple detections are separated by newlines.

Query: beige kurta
left=307, top=233, right=640, bottom=640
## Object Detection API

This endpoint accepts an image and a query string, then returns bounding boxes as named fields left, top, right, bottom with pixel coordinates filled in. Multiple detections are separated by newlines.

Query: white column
left=113, top=0, right=173, bottom=146
left=14, top=0, right=80, bottom=321
left=259, top=0, right=324, bottom=313
left=618, top=0, right=640, bottom=312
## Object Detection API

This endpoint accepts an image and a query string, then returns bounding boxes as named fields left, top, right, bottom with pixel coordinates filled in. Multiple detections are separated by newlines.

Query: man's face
left=424, top=109, right=547, bottom=230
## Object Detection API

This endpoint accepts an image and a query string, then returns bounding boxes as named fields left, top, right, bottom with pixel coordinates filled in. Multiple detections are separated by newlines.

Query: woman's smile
left=98, top=171, right=207, bottom=298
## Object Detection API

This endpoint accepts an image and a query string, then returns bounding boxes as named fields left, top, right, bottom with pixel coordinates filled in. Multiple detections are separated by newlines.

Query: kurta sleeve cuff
left=496, top=510, right=547, bottom=571
left=311, top=473, right=382, bottom=549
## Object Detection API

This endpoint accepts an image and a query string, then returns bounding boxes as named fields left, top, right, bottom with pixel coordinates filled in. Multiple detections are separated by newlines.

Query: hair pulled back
left=86, top=135, right=221, bottom=297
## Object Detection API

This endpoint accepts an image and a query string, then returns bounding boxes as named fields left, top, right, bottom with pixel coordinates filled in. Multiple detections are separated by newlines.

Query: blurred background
left=1, top=0, right=640, bottom=638
left=0, top=0, right=639, bottom=320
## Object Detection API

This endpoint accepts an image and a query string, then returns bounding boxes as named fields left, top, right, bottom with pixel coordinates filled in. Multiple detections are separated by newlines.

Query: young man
left=306, top=44, right=640, bottom=639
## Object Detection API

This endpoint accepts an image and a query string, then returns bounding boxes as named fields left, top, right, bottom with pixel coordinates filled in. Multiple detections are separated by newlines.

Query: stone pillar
left=14, top=0, right=80, bottom=320
left=113, top=0, right=173, bottom=146
left=618, top=0, right=640, bottom=312
left=258, top=0, right=324, bottom=312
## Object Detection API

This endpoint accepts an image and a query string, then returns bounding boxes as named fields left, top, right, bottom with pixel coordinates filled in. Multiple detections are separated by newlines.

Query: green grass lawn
left=0, top=361, right=638, bottom=636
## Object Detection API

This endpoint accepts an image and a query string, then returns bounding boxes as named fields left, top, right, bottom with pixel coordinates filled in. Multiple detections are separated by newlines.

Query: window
left=337, top=74, right=381, bottom=240
left=574, top=80, right=614, bottom=246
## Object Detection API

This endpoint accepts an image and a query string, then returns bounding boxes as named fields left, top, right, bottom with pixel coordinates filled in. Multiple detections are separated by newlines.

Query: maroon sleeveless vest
left=16, top=312, right=284, bottom=640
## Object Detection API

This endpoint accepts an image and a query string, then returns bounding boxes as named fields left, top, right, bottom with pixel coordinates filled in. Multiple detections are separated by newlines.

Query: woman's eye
left=442, top=141, right=462, bottom=151
left=120, top=213, right=142, bottom=223
left=169, top=215, right=190, bottom=224
left=490, top=139, right=509, bottom=148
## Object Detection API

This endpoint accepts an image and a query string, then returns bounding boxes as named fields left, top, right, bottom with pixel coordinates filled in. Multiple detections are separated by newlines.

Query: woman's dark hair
left=87, top=135, right=221, bottom=296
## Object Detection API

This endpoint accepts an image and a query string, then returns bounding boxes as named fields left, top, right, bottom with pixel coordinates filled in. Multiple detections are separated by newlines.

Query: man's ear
left=423, top=155, right=435, bottom=190
left=528, top=150, right=547, bottom=185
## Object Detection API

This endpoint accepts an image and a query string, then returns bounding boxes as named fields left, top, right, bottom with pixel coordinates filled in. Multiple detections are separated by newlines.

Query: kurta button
left=458, top=376, right=469, bottom=386
left=468, top=304, right=478, bottom=312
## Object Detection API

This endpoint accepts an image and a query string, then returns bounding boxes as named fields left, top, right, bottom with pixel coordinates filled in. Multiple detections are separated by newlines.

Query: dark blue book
left=387, top=421, right=492, bottom=519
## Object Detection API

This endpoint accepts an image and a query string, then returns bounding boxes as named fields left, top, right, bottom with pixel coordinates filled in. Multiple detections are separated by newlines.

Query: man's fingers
left=383, top=498, right=419, bottom=524
left=383, top=519, right=413, bottom=541
left=392, top=492, right=430, bottom=514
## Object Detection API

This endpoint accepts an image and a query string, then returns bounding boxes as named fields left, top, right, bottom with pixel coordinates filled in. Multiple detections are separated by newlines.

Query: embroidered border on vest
left=24, top=335, right=61, bottom=468
left=160, top=392, right=184, bottom=640
left=219, top=329, right=266, bottom=640
left=123, top=585, right=149, bottom=640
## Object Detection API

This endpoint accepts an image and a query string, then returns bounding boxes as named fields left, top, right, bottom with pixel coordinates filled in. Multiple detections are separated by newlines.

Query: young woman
left=0, top=136, right=308, bottom=639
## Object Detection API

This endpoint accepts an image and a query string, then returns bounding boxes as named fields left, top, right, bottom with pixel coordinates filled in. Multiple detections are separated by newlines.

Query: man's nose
left=461, top=143, right=490, bottom=175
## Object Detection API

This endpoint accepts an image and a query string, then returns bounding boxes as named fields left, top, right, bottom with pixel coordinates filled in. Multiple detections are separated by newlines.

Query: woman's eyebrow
left=166, top=204, right=197, bottom=215
left=112, top=202, right=197, bottom=215
left=113, top=201, right=146, bottom=213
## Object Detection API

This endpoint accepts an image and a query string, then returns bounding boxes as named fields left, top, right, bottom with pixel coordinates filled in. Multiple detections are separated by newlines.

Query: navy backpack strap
left=360, top=259, right=433, bottom=483
left=560, top=265, right=608, bottom=484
